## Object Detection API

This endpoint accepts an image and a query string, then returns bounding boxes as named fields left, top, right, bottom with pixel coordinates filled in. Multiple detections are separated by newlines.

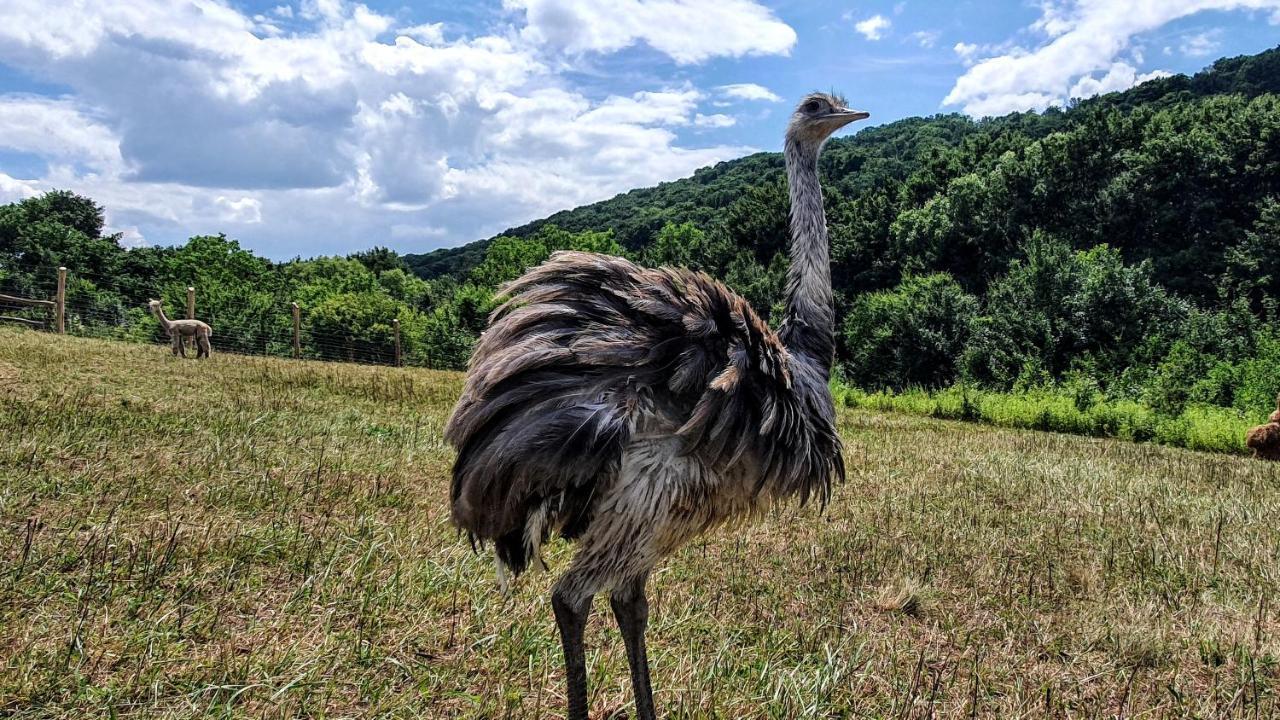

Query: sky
left=0, top=1, right=1278, bottom=260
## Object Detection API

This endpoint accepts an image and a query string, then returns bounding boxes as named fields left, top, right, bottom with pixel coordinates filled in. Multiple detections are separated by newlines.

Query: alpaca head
left=786, top=92, right=869, bottom=148
left=148, top=299, right=162, bottom=311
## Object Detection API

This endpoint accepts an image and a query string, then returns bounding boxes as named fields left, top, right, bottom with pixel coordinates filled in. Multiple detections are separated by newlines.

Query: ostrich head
left=786, top=92, right=869, bottom=147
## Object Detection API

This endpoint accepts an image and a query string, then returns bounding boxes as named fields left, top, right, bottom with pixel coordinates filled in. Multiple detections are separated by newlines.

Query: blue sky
left=0, top=0, right=1277, bottom=260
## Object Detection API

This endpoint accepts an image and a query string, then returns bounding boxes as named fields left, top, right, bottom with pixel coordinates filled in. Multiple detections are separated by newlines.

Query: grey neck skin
left=779, top=134, right=835, bottom=371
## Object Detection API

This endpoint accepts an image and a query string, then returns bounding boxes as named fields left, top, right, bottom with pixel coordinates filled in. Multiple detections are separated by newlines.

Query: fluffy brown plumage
left=1246, top=393, right=1280, bottom=461
left=1247, top=423, right=1280, bottom=460
left=447, top=251, right=842, bottom=573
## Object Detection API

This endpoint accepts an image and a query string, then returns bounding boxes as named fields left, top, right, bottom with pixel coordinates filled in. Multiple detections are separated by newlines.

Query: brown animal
left=1246, top=392, right=1280, bottom=460
left=148, top=299, right=213, bottom=358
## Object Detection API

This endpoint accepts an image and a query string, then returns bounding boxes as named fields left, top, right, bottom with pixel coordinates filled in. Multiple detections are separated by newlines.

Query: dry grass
left=2, top=327, right=1279, bottom=718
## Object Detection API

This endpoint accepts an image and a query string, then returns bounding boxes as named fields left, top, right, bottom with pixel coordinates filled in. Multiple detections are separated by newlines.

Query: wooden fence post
left=55, top=267, right=66, bottom=334
left=392, top=318, right=401, bottom=367
left=185, top=286, right=196, bottom=352
left=291, top=302, right=301, bottom=359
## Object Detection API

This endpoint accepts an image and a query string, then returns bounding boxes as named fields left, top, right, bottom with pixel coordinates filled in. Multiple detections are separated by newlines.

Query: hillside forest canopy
left=3, top=46, right=1280, bottom=441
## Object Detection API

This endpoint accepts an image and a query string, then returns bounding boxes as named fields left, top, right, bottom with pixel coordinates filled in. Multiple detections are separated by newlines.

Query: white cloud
left=1031, top=0, right=1076, bottom=37
left=854, top=14, right=891, bottom=41
left=943, top=0, right=1280, bottom=117
left=112, top=225, right=148, bottom=249
left=446, top=86, right=750, bottom=219
left=1069, top=62, right=1170, bottom=98
left=252, top=15, right=284, bottom=37
left=0, top=0, right=775, bottom=257
left=390, top=223, right=447, bottom=239
left=0, top=96, right=123, bottom=173
left=0, top=172, right=40, bottom=204
left=505, top=0, right=796, bottom=64
left=961, top=92, right=1061, bottom=118
left=580, top=89, right=702, bottom=127
left=717, top=83, right=782, bottom=102
left=694, top=113, right=735, bottom=128
left=911, top=30, right=940, bottom=48
left=398, top=22, right=446, bottom=44
left=1180, top=30, right=1222, bottom=57
left=214, top=196, right=263, bottom=224
left=954, top=41, right=980, bottom=62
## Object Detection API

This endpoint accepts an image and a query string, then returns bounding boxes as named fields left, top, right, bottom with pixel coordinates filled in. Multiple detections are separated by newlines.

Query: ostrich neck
left=780, top=135, right=835, bottom=371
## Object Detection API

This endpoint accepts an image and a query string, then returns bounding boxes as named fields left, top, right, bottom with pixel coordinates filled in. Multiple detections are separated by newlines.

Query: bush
left=1154, top=406, right=1252, bottom=454
left=1233, top=330, right=1280, bottom=416
left=308, top=291, right=406, bottom=363
left=839, top=382, right=1252, bottom=454
left=963, top=236, right=1187, bottom=390
left=841, top=273, right=977, bottom=390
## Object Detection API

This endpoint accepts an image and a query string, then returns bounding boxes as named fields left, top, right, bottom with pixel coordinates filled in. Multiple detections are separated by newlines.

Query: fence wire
left=8, top=292, right=414, bottom=370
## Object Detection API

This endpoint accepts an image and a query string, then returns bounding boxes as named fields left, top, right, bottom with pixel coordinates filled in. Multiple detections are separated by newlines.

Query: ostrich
left=446, top=93, right=867, bottom=719
left=148, top=299, right=213, bottom=358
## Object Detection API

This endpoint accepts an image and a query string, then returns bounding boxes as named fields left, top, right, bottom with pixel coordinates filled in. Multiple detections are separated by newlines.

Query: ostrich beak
left=833, top=109, right=870, bottom=123
left=819, top=109, right=869, bottom=134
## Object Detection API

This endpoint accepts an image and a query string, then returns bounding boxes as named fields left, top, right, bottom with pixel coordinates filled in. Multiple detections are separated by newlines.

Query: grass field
left=2, top=328, right=1279, bottom=719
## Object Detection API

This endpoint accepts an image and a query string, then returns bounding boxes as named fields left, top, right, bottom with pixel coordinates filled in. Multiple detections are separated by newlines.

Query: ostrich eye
left=803, top=100, right=821, bottom=114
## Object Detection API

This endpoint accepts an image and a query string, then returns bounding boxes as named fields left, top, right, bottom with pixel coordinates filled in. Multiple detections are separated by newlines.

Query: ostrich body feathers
left=445, top=251, right=844, bottom=583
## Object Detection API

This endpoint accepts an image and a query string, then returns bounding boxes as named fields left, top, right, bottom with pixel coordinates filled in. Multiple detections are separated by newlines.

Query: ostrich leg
left=552, top=587, right=593, bottom=720
left=611, top=574, right=654, bottom=720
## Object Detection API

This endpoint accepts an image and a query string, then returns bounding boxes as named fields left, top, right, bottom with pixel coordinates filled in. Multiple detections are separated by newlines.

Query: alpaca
left=1245, top=392, right=1280, bottom=460
left=148, top=299, right=213, bottom=358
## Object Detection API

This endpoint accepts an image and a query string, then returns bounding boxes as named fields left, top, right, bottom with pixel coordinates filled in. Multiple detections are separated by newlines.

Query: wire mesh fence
left=4, top=273, right=417, bottom=370
left=0, top=281, right=57, bottom=331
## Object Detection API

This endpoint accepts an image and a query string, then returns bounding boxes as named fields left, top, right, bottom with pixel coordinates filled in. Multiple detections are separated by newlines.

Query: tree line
left=0, top=196, right=625, bottom=368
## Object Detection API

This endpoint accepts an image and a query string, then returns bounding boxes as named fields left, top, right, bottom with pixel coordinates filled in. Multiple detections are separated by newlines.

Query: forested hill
left=404, top=45, right=1280, bottom=283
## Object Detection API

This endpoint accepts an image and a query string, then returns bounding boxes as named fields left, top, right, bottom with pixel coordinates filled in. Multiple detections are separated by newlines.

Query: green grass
left=3, top=327, right=1280, bottom=718
left=837, top=385, right=1266, bottom=454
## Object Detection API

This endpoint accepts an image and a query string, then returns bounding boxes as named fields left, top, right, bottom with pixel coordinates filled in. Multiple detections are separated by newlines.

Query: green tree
left=308, top=291, right=405, bottom=363
left=1222, top=198, right=1280, bottom=316
left=470, top=225, right=626, bottom=289
left=469, top=235, right=550, bottom=288
left=842, top=273, right=977, bottom=389
left=378, top=268, right=432, bottom=308
left=963, top=238, right=1188, bottom=389
left=350, top=246, right=407, bottom=274
left=642, top=222, right=727, bottom=270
